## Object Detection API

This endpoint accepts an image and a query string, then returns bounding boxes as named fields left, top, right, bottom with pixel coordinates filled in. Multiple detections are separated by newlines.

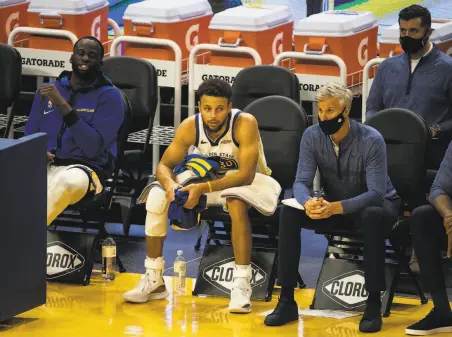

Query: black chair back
left=113, top=88, right=132, bottom=177
left=365, top=108, right=430, bottom=210
left=244, top=95, right=308, bottom=190
left=0, top=44, right=22, bottom=137
left=101, top=56, right=158, bottom=134
left=232, top=65, right=300, bottom=110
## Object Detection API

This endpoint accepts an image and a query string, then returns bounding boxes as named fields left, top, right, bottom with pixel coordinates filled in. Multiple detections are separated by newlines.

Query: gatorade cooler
left=208, top=4, right=294, bottom=67
left=293, top=10, right=378, bottom=86
left=0, top=0, right=29, bottom=45
left=27, top=0, right=109, bottom=52
left=122, top=0, right=213, bottom=72
left=380, top=20, right=452, bottom=58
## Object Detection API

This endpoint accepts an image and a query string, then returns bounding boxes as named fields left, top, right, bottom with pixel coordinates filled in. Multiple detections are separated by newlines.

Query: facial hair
left=72, top=62, right=99, bottom=81
left=203, top=117, right=228, bottom=134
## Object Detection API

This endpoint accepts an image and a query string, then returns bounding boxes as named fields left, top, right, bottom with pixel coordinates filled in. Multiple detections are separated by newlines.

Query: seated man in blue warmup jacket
left=264, top=82, right=400, bottom=333
left=24, top=36, right=125, bottom=226
left=405, top=145, right=452, bottom=336
left=366, top=5, right=452, bottom=167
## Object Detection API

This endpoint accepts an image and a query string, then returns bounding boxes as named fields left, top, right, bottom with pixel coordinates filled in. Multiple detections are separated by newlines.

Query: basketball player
left=123, top=78, right=269, bottom=313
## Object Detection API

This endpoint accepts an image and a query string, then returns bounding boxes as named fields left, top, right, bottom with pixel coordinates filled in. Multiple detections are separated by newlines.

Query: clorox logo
left=202, top=258, right=266, bottom=294
left=322, top=270, right=385, bottom=309
left=46, top=242, right=85, bottom=279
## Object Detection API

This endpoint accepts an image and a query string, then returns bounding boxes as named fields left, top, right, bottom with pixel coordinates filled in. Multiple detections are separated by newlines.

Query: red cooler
left=293, top=10, right=378, bottom=88
left=122, top=0, right=213, bottom=72
left=208, top=4, right=294, bottom=67
left=27, top=0, right=110, bottom=52
left=0, top=0, right=29, bottom=45
left=380, top=19, right=452, bottom=58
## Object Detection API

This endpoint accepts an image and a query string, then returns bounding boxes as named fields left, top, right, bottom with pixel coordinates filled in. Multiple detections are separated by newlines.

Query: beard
left=72, top=63, right=99, bottom=81
left=203, top=118, right=227, bottom=133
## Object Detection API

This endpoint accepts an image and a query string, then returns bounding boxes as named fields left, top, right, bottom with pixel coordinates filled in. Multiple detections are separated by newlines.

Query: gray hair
left=316, top=82, right=353, bottom=110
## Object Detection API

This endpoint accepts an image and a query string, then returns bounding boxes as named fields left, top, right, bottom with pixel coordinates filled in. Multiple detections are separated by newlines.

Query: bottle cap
left=177, top=250, right=183, bottom=256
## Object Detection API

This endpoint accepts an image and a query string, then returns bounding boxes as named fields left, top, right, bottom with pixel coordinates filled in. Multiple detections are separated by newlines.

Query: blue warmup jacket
left=25, top=71, right=125, bottom=174
left=366, top=45, right=452, bottom=138
left=294, top=120, right=399, bottom=214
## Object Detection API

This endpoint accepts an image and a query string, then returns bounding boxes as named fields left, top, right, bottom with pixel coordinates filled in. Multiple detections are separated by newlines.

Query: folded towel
left=168, top=189, right=207, bottom=230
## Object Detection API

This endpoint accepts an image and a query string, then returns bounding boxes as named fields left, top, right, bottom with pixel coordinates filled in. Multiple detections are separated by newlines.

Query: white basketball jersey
left=194, top=109, right=270, bottom=176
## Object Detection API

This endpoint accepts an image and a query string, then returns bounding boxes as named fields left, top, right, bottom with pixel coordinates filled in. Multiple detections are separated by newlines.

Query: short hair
left=74, top=36, right=105, bottom=59
left=399, top=5, right=431, bottom=29
left=197, top=78, right=232, bottom=102
left=316, top=82, right=353, bottom=110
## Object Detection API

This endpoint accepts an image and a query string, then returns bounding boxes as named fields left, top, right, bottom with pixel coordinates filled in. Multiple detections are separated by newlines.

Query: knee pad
left=145, top=187, right=169, bottom=237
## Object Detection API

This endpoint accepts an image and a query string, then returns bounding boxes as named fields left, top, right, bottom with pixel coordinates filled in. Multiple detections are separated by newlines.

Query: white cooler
left=380, top=20, right=452, bottom=58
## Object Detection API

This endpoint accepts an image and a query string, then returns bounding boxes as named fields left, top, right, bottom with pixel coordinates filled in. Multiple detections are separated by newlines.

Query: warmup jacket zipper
left=330, top=137, right=343, bottom=180
left=336, top=145, right=342, bottom=180
left=56, top=90, right=77, bottom=151
left=406, top=56, right=425, bottom=95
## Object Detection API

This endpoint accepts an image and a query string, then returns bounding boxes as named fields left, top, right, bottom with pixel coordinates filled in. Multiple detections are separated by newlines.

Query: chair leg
left=394, top=239, right=428, bottom=305
left=117, top=255, right=126, bottom=273
left=195, top=221, right=209, bottom=250
left=297, top=272, right=306, bottom=289
left=384, top=262, right=401, bottom=317
left=405, top=260, right=428, bottom=305
left=265, top=251, right=279, bottom=302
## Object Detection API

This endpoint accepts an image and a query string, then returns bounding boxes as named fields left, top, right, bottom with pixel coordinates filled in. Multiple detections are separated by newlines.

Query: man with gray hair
left=264, top=82, right=400, bottom=333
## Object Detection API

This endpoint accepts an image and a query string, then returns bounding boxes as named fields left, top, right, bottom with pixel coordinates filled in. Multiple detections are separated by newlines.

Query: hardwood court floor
left=0, top=272, right=446, bottom=337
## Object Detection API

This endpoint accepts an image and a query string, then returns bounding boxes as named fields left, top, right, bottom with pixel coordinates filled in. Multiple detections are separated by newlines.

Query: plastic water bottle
left=174, top=250, right=186, bottom=294
left=102, top=237, right=116, bottom=281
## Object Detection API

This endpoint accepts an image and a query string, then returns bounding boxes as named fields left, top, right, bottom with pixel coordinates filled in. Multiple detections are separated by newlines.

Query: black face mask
left=400, top=34, right=427, bottom=55
left=319, top=110, right=346, bottom=136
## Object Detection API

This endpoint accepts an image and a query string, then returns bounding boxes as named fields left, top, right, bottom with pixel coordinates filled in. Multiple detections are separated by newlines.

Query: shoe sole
left=405, top=327, right=452, bottom=335
left=123, top=290, right=169, bottom=303
left=228, top=306, right=252, bottom=314
left=264, top=316, right=299, bottom=327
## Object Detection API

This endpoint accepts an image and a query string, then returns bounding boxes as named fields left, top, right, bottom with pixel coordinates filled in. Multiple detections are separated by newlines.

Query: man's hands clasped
left=304, top=197, right=342, bottom=220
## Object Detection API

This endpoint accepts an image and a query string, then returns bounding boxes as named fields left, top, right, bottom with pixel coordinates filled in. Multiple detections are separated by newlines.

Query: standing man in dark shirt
left=406, top=144, right=452, bottom=336
left=366, top=5, right=452, bottom=169
left=366, top=4, right=452, bottom=272
left=264, top=82, right=400, bottom=333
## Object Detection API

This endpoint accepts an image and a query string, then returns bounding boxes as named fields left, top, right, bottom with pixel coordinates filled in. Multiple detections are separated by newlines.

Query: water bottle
left=174, top=250, right=186, bottom=294
left=102, top=237, right=116, bottom=281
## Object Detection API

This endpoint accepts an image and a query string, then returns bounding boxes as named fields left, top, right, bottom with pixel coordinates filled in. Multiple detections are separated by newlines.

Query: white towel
left=220, top=171, right=282, bottom=216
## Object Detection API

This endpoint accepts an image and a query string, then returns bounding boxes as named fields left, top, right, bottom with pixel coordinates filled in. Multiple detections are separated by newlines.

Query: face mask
left=399, top=35, right=427, bottom=54
left=319, top=110, right=346, bottom=136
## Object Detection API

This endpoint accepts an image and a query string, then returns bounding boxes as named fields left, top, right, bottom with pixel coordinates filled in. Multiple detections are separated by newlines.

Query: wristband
left=207, top=181, right=213, bottom=193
